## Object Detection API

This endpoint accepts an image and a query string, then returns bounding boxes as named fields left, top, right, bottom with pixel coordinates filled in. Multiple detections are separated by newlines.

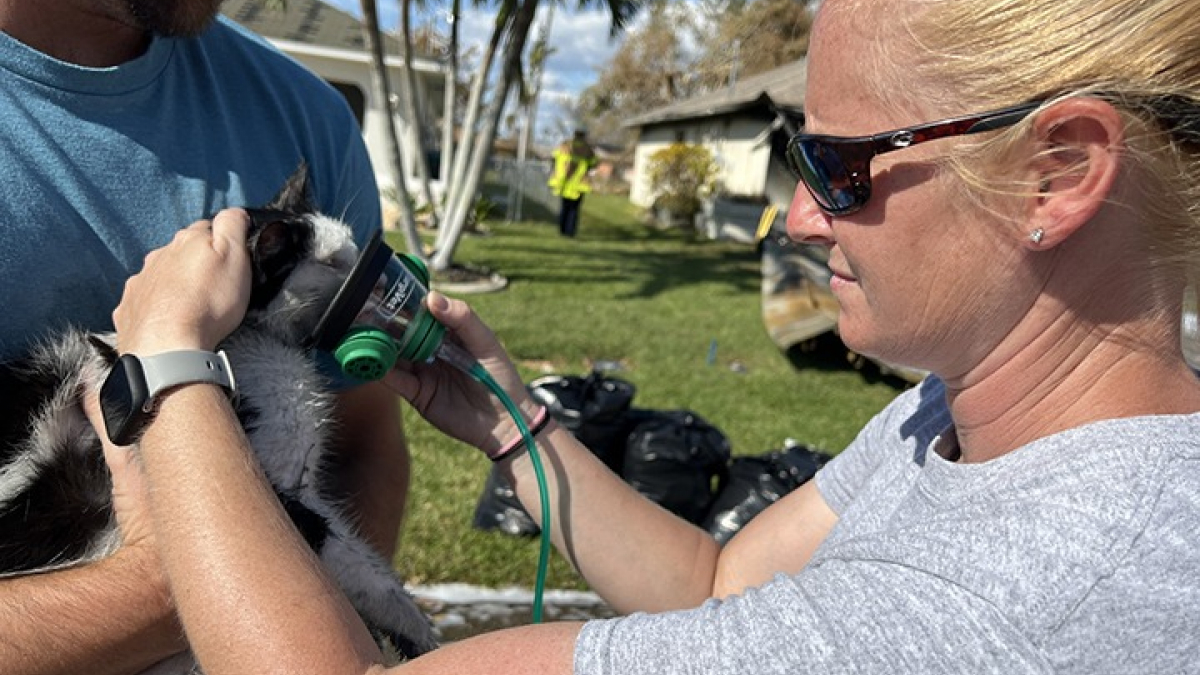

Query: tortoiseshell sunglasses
left=786, top=100, right=1043, bottom=216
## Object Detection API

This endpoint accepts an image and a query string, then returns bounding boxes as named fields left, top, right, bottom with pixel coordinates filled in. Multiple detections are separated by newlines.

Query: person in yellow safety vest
left=548, top=128, right=597, bottom=237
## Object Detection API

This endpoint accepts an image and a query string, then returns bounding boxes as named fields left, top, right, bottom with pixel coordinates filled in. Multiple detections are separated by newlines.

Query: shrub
left=646, top=143, right=720, bottom=216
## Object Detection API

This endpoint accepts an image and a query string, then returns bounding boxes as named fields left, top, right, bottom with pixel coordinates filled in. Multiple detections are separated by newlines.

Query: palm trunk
left=435, top=15, right=507, bottom=257
left=359, top=0, right=424, bottom=257
left=432, top=0, right=540, bottom=271
left=399, top=0, right=441, bottom=229
left=429, top=0, right=640, bottom=272
left=439, top=0, right=460, bottom=192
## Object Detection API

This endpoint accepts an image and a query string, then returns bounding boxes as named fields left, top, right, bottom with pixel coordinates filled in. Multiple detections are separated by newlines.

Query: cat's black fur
left=0, top=166, right=438, bottom=669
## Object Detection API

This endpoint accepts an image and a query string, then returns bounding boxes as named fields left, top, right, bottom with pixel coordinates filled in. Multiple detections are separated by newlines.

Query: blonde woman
left=96, top=0, right=1200, bottom=672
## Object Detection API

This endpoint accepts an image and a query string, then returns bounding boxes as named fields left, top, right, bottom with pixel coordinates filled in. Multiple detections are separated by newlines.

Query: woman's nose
left=786, top=182, right=834, bottom=246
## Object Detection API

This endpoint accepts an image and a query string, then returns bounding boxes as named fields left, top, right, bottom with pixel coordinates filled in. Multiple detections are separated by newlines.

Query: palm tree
left=509, top=5, right=555, bottom=222
left=433, top=0, right=515, bottom=272
left=398, top=0, right=442, bottom=231
left=431, top=0, right=535, bottom=272
left=440, top=0, right=461, bottom=216
left=429, top=0, right=643, bottom=272
left=355, top=0, right=643, bottom=271
left=359, top=0, right=425, bottom=257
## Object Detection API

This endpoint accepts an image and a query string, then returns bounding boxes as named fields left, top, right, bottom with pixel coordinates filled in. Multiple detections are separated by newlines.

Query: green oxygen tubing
left=467, top=360, right=554, bottom=624
left=429, top=340, right=553, bottom=623
left=335, top=332, right=555, bottom=624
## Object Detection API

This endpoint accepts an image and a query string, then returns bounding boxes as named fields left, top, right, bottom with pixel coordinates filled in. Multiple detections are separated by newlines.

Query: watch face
left=99, top=354, right=149, bottom=446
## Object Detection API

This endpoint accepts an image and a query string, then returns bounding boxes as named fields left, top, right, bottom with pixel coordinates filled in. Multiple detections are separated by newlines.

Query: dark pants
left=558, top=196, right=583, bottom=237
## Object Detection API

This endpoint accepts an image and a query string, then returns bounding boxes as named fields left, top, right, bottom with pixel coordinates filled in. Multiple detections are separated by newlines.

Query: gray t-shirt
left=574, top=377, right=1200, bottom=673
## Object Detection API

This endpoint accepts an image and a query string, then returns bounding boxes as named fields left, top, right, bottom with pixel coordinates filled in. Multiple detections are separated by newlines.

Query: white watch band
left=140, top=350, right=237, bottom=410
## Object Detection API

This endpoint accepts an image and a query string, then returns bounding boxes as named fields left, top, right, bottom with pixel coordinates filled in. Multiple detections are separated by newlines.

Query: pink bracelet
left=488, top=405, right=551, bottom=462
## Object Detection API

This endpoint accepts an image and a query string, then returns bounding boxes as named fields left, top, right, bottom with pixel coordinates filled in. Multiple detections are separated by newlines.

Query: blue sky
left=325, top=1, right=629, bottom=140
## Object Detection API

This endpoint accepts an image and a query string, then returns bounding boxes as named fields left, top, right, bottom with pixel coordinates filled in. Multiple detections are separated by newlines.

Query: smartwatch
left=99, top=350, right=237, bottom=446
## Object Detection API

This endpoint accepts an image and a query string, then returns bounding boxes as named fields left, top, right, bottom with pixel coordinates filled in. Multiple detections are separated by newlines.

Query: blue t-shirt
left=0, top=17, right=380, bottom=358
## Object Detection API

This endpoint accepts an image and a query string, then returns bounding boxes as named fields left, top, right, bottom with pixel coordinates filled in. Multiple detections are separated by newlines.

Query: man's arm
left=103, top=368, right=579, bottom=675
left=0, top=545, right=185, bottom=675
left=327, top=381, right=410, bottom=557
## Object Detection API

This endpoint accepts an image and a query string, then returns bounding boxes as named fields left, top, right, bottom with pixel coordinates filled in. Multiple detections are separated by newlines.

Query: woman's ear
left=1026, top=97, right=1124, bottom=249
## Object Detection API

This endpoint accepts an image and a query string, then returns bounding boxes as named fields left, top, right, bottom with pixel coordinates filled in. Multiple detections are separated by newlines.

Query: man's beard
left=123, top=0, right=225, bottom=37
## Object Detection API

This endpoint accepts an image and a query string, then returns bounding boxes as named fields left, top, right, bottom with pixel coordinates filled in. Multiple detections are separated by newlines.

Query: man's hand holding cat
left=114, top=209, right=252, bottom=356
left=83, top=389, right=157, bottom=551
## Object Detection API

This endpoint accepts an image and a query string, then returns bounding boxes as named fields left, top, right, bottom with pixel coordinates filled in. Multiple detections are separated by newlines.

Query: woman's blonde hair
left=880, top=0, right=1200, bottom=270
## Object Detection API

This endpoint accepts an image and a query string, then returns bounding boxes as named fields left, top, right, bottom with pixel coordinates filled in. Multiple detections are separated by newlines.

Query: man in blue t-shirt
left=0, top=2, right=412, bottom=673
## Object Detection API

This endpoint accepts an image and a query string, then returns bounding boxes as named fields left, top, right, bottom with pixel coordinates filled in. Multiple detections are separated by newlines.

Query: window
left=327, top=81, right=366, bottom=127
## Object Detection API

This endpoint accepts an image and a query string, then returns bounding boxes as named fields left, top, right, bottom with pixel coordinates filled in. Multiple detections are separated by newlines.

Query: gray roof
left=624, top=59, right=807, bottom=128
left=222, top=0, right=414, bottom=58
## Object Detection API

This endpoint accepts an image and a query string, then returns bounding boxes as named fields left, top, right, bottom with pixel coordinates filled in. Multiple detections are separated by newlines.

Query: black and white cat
left=0, top=166, right=439, bottom=670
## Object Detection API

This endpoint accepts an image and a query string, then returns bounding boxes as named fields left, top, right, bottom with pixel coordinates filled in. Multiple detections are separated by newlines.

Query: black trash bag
left=474, top=370, right=636, bottom=536
left=622, top=410, right=731, bottom=524
left=528, top=370, right=637, bottom=474
left=472, top=465, right=541, bottom=536
left=702, top=442, right=833, bottom=545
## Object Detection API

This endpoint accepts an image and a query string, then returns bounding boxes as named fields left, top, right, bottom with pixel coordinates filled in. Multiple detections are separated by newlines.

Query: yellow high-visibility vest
left=548, top=141, right=596, bottom=200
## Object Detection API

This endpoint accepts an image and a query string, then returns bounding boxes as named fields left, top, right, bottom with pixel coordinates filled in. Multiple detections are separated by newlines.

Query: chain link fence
left=491, top=157, right=556, bottom=223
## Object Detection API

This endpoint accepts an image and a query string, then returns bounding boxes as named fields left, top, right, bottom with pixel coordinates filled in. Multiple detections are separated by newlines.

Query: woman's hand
left=114, top=210, right=252, bottom=355
left=383, top=291, right=540, bottom=457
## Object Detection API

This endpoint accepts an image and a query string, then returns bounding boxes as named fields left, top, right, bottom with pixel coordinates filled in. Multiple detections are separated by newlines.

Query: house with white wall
left=626, top=60, right=931, bottom=381
left=624, top=60, right=807, bottom=240
left=223, top=0, right=451, bottom=201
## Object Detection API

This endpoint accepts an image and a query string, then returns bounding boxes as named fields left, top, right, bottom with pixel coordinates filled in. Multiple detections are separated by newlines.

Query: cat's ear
left=246, top=218, right=307, bottom=309
left=267, top=161, right=314, bottom=213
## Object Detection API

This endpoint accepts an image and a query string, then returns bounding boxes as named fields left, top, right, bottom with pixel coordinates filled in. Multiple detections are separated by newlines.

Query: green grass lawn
left=389, top=192, right=907, bottom=590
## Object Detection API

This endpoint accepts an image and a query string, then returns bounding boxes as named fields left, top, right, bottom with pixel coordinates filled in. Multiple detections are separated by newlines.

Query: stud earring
left=1029, top=228, right=1045, bottom=246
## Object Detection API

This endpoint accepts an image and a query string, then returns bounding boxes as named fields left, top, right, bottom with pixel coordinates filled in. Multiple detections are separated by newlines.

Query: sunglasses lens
left=788, top=139, right=862, bottom=215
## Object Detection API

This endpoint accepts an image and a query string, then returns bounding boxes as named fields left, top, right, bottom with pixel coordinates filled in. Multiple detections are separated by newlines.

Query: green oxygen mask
left=308, top=230, right=555, bottom=623
left=309, top=229, right=449, bottom=380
